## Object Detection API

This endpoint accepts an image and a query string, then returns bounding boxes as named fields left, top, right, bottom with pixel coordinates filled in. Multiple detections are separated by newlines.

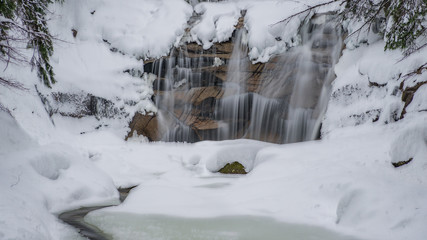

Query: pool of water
left=85, top=212, right=363, bottom=240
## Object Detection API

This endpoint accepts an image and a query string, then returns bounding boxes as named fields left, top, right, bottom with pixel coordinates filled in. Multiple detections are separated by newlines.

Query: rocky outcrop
left=36, top=89, right=119, bottom=120
left=50, top=92, right=118, bottom=119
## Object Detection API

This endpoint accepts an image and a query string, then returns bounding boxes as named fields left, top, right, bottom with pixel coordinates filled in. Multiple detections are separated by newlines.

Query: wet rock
left=133, top=12, right=344, bottom=143
left=192, top=119, right=219, bottom=130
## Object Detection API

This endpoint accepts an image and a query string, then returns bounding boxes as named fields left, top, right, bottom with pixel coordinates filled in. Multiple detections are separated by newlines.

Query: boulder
left=126, top=112, right=159, bottom=141
left=218, top=161, right=247, bottom=174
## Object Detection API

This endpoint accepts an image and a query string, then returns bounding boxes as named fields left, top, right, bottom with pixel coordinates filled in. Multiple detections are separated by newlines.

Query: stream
left=59, top=186, right=136, bottom=240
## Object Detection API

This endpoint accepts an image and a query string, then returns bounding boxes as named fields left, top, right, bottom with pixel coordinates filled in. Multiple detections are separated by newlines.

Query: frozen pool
left=84, top=212, right=364, bottom=240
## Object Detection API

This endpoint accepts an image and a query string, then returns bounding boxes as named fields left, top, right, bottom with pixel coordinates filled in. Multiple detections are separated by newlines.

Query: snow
left=51, top=0, right=192, bottom=59
left=189, top=0, right=341, bottom=62
left=84, top=123, right=427, bottom=240
left=1, top=0, right=427, bottom=240
left=243, top=1, right=309, bottom=62
left=322, top=40, right=427, bottom=134
left=0, top=111, right=118, bottom=240
left=191, top=2, right=241, bottom=49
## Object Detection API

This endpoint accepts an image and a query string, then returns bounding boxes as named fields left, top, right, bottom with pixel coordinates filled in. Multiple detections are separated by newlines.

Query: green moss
left=218, top=162, right=247, bottom=174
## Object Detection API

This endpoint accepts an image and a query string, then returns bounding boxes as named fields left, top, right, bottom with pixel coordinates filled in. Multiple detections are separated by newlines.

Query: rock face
left=128, top=13, right=344, bottom=143
left=36, top=89, right=119, bottom=120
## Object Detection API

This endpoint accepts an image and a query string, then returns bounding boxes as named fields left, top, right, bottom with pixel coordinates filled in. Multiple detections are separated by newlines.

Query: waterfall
left=143, top=14, right=342, bottom=143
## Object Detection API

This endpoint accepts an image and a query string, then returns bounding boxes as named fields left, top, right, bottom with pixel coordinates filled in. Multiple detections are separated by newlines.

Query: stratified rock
left=192, top=119, right=219, bottom=130
left=133, top=11, right=344, bottom=144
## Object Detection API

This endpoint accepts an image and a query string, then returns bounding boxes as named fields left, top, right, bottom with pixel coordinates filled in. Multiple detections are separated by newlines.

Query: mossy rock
left=218, top=161, right=247, bottom=174
left=392, top=158, right=413, bottom=168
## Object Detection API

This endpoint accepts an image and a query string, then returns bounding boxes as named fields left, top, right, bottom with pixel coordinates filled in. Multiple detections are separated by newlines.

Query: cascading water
left=144, top=14, right=342, bottom=143
left=215, top=28, right=250, bottom=140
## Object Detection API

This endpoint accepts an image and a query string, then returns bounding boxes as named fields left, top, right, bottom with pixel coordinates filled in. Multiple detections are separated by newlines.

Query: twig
left=0, top=77, right=27, bottom=90
left=346, top=0, right=390, bottom=39
left=270, top=0, right=340, bottom=26
left=402, top=62, right=427, bottom=80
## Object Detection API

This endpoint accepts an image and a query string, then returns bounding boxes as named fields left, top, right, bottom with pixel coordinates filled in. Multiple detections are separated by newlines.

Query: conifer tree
left=277, top=0, right=427, bottom=55
left=1, top=0, right=60, bottom=88
left=341, top=0, right=426, bottom=55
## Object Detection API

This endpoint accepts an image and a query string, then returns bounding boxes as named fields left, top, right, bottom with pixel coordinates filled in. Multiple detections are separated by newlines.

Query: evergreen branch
left=346, top=0, right=390, bottom=38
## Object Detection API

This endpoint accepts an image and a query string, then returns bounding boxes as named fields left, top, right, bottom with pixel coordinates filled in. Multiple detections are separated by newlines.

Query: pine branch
left=346, top=0, right=390, bottom=39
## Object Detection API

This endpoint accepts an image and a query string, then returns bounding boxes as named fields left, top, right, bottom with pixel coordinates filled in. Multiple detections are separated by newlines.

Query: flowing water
left=147, top=14, right=342, bottom=143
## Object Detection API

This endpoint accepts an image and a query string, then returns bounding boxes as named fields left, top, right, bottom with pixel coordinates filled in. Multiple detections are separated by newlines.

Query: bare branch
left=270, top=0, right=340, bottom=26
left=0, top=76, right=28, bottom=90
left=402, top=62, right=427, bottom=80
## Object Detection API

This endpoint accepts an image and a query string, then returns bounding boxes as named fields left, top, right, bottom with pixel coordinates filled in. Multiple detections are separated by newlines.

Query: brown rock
left=192, top=119, right=219, bottom=130
left=126, top=112, right=157, bottom=141
left=126, top=110, right=177, bottom=141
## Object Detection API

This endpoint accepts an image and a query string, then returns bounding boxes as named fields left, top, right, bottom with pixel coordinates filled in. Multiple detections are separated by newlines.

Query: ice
left=85, top=213, right=363, bottom=240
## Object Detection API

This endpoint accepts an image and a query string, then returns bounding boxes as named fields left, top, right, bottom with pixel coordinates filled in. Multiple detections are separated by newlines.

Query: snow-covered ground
left=1, top=0, right=427, bottom=240
left=2, top=105, right=426, bottom=239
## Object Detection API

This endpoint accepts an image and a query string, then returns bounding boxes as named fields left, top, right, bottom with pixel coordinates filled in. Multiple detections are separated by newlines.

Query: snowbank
left=0, top=111, right=119, bottom=239
left=323, top=41, right=427, bottom=136
left=51, top=0, right=192, bottom=59
left=86, top=124, right=427, bottom=240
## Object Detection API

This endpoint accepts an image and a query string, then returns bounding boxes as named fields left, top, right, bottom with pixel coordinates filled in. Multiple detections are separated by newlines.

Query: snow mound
left=205, top=141, right=267, bottom=173
left=30, top=150, right=71, bottom=180
left=180, top=140, right=272, bottom=175
left=390, top=120, right=427, bottom=167
left=52, top=0, right=192, bottom=59
left=191, top=2, right=241, bottom=49
left=244, top=1, right=308, bottom=62
left=0, top=110, right=34, bottom=153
